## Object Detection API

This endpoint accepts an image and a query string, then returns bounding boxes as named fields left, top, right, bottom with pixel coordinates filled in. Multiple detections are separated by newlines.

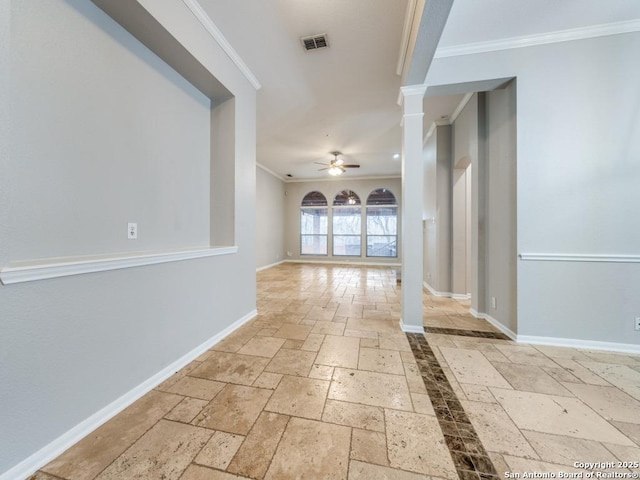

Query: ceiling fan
left=315, top=151, right=360, bottom=176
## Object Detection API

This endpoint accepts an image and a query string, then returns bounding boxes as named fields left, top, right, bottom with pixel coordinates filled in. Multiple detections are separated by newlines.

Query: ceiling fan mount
left=315, top=151, right=360, bottom=175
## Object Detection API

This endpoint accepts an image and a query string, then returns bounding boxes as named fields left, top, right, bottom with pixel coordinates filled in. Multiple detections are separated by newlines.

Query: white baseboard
left=399, top=318, right=424, bottom=333
left=0, top=309, right=257, bottom=480
left=256, top=260, right=285, bottom=272
left=286, top=259, right=401, bottom=267
left=423, top=282, right=470, bottom=300
left=516, top=335, right=640, bottom=355
left=469, top=309, right=517, bottom=340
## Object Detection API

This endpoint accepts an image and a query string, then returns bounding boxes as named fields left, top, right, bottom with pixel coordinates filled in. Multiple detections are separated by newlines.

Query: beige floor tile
left=522, top=431, right=613, bottom=466
left=348, top=460, right=429, bottom=479
left=346, top=317, right=399, bottom=334
left=491, top=362, right=572, bottom=396
left=94, top=420, right=211, bottom=480
left=403, top=362, right=428, bottom=394
left=264, top=348, right=317, bottom=376
left=360, top=337, right=380, bottom=348
left=329, top=368, right=413, bottom=411
left=344, top=329, right=378, bottom=339
left=491, top=387, right=635, bottom=446
left=493, top=345, right=559, bottom=368
left=542, top=366, right=583, bottom=383
left=211, top=326, right=262, bottom=353
left=190, top=351, right=270, bottom=386
left=265, top=375, right=330, bottom=420
left=305, top=307, right=338, bottom=322
left=282, top=339, right=304, bottom=349
left=611, top=421, right=640, bottom=446
left=582, top=351, right=640, bottom=366
left=462, top=399, right=538, bottom=458
left=358, top=347, right=404, bottom=375
left=309, top=364, right=334, bottom=380
left=602, top=443, right=640, bottom=467
left=336, top=304, right=364, bottom=318
left=321, top=399, right=385, bottom=432
left=300, top=333, right=325, bottom=351
left=161, top=376, right=226, bottom=400
left=351, top=429, right=389, bottom=465
left=504, top=456, right=584, bottom=475
left=316, top=335, right=360, bottom=369
left=264, top=418, right=351, bottom=480
left=385, top=409, right=457, bottom=478
left=459, top=383, right=496, bottom=403
left=553, top=358, right=611, bottom=386
left=532, top=345, right=594, bottom=362
left=488, top=452, right=511, bottom=477
left=378, top=333, right=412, bottom=352
left=400, top=351, right=417, bottom=363
left=181, top=465, right=250, bottom=480
left=193, top=384, right=272, bottom=435
left=273, top=323, right=313, bottom=341
left=252, top=371, right=283, bottom=389
left=227, top=412, right=289, bottom=479
left=42, top=391, right=182, bottom=480
left=194, top=431, right=245, bottom=470
left=309, top=320, right=344, bottom=335
left=237, top=336, right=286, bottom=358
left=439, top=347, right=512, bottom=389
left=563, top=382, right=640, bottom=423
left=579, top=362, right=640, bottom=401
left=410, top=393, right=435, bottom=415
left=165, top=397, right=209, bottom=423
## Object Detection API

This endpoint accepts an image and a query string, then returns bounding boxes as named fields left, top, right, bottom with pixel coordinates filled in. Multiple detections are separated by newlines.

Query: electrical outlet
left=491, top=297, right=497, bottom=309
left=427, top=272, right=432, bottom=279
left=128, top=222, right=137, bottom=240
left=635, top=317, right=640, bottom=331
left=287, top=251, right=292, bottom=257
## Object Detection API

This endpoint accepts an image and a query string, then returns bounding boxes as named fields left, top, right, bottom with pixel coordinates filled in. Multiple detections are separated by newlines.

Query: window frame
left=365, top=189, right=398, bottom=258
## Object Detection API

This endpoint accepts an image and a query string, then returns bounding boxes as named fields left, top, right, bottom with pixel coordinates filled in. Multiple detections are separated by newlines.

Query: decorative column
left=400, top=85, right=427, bottom=332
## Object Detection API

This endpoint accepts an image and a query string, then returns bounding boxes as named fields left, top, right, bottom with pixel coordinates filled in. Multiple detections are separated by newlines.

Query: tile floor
left=33, top=264, right=640, bottom=480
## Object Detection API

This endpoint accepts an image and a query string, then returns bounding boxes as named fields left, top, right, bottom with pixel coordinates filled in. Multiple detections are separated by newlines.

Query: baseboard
left=256, top=260, right=285, bottom=272
left=0, top=309, right=258, bottom=480
left=469, top=309, right=517, bottom=340
left=286, top=259, right=401, bottom=267
left=399, top=318, right=424, bottom=333
left=423, top=282, right=470, bottom=300
left=516, top=335, right=640, bottom=355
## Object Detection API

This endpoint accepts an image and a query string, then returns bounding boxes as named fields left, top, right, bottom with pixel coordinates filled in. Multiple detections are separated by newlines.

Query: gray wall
left=484, top=82, right=518, bottom=333
left=0, top=0, right=256, bottom=474
left=427, top=32, right=640, bottom=345
left=284, top=178, right=402, bottom=264
left=423, top=125, right=452, bottom=293
left=256, top=166, right=286, bottom=269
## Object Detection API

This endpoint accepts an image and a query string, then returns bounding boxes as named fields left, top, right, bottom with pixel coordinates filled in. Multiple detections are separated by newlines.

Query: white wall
left=426, top=32, right=640, bottom=346
left=283, top=178, right=402, bottom=264
left=256, top=166, right=286, bottom=269
left=0, top=0, right=257, bottom=475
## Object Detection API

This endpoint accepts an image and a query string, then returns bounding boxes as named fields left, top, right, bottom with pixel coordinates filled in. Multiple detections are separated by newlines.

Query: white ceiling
left=199, top=0, right=640, bottom=181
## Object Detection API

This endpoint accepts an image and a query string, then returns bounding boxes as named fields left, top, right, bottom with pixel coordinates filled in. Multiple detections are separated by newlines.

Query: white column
left=400, top=85, right=427, bottom=332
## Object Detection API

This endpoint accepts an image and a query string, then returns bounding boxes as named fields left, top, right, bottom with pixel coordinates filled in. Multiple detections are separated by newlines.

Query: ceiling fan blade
left=314, top=161, right=329, bottom=165
left=317, top=167, right=330, bottom=171
left=342, top=164, right=360, bottom=168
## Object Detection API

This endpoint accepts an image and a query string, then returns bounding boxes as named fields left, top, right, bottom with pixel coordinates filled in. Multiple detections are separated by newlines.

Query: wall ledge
left=0, top=246, right=238, bottom=285
left=519, top=253, right=640, bottom=263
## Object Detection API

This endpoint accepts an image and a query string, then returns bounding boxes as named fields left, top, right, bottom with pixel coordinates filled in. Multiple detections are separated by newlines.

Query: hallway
left=34, top=264, right=640, bottom=479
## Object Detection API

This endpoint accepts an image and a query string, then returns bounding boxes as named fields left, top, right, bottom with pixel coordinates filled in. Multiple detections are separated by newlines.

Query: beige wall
left=256, top=166, right=286, bottom=269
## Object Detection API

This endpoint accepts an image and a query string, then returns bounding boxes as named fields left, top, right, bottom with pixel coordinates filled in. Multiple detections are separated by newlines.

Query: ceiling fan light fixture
left=328, top=166, right=343, bottom=176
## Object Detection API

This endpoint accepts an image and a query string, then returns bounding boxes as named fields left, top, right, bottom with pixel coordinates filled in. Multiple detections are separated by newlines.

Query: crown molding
left=181, top=0, right=261, bottom=90
left=396, top=0, right=418, bottom=76
left=435, top=19, right=640, bottom=59
left=257, top=162, right=286, bottom=182
left=449, top=92, right=474, bottom=123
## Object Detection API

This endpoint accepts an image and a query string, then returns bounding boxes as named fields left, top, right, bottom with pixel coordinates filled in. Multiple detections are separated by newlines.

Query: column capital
left=400, top=84, right=428, bottom=98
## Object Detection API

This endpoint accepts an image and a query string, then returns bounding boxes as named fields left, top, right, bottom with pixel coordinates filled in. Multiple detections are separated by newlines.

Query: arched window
left=300, top=191, right=328, bottom=255
left=366, top=188, right=397, bottom=257
left=332, top=190, right=361, bottom=256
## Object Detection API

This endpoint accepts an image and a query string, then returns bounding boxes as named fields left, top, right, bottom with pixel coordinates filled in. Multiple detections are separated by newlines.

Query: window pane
left=301, top=191, right=328, bottom=206
left=367, top=235, right=397, bottom=257
left=366, top=188, right=397, bottom=206
left=301, top=235, right=327, bottom=255
left=333, top=207, right=361, bottom=234
left=366, top=206, right=397, bottom=235
left=301, top=208, right=328, bottom=235
left=333, top=190, right=361, bottom=206
left=333, top=235, right=361, bottom=256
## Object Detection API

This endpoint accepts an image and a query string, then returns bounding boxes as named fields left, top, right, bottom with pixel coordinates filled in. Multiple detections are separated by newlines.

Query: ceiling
left=199, top=0, right=640, bottom=181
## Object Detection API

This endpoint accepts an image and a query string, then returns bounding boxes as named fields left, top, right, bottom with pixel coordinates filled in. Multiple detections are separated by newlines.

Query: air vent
left=301, top=34, right=329, bottom=51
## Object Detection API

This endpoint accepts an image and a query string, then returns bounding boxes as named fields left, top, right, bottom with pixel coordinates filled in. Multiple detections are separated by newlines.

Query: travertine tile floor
left=34, top=264, right=640, bottom=480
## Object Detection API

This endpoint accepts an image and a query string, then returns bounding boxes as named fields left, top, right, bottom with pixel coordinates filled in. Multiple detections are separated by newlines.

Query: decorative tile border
left=424, top=327, right=510, bottom=341
left=406, top=333, right=499, bottom=480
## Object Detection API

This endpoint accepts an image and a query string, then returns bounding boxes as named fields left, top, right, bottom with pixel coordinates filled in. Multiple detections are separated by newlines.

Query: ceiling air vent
left=301, top=34, right=329, bottom=51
